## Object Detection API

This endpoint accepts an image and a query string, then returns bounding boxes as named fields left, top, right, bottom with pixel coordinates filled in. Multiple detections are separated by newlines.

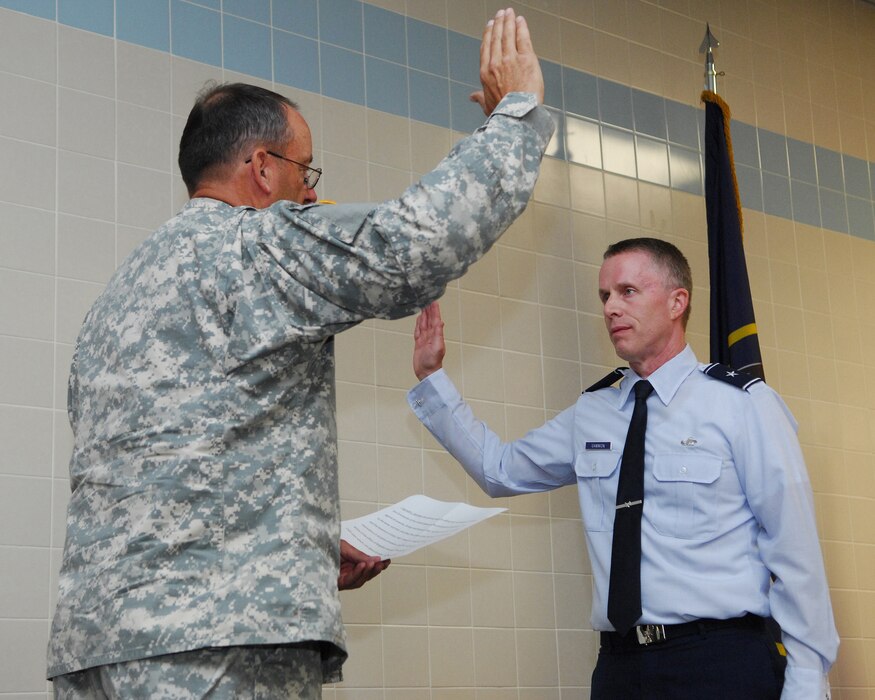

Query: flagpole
left=700, top=25, right=766, bottom=381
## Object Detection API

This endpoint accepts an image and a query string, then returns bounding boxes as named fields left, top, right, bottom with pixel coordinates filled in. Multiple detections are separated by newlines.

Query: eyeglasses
left=245, top=150, right=322, bottom=189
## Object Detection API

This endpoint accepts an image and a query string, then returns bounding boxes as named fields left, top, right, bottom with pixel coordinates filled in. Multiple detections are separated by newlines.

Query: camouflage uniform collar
left=186, top=197, right=239, bottom=212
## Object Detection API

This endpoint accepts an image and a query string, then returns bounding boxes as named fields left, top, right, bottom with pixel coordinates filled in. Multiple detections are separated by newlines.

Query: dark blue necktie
left=607, top=379, right=654, bottom=636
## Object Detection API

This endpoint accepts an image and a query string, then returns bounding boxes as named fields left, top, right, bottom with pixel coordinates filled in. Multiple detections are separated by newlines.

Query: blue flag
left=702, top=91, right=765, bottom=381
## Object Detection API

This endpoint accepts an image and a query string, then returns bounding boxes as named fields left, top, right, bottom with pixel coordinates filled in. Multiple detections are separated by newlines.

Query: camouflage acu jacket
left=48, top=93, right=554, bottom=680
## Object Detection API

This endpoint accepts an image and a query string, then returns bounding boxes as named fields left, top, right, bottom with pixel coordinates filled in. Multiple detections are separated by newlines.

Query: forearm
left=408, top=370, right=507, bottom=495
left=408, top=369, right=575, bottom=496
left=258, top=94, right=553, bottom=324
left=766, top=510, right=837, bottom=699
left=741, top=391, right=838, bottom=697
left=372, top=93, right=554, bottom=305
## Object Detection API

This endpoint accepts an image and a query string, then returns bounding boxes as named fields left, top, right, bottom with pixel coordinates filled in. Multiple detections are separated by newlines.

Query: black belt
left=600, top=614, right=765, bottom=649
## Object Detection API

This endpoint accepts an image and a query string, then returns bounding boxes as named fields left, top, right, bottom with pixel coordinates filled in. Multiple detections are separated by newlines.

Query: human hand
left=413, top=302, right=446, bottom=381
left=338, top=539, right=390, bottom=591
left=470, top=7, right=544, bottom=116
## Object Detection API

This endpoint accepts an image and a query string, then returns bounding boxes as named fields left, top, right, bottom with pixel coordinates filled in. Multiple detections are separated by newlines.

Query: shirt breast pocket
left=649, top=454, right=723, bottom=540
left=574, top=451, right=621, bottom=532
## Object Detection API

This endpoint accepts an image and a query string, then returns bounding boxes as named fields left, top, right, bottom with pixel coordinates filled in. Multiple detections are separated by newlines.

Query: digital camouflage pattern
left=48, top=93, right=554, bottom=680
left=52, top=644, right=324, bottom=699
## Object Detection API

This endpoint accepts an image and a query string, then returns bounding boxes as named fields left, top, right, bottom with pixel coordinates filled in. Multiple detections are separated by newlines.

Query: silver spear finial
left=699, top=23, right=720, bottom=93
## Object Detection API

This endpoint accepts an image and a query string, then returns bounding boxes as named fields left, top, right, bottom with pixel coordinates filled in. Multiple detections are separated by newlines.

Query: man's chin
left=612, top=344, right=634, bottom=363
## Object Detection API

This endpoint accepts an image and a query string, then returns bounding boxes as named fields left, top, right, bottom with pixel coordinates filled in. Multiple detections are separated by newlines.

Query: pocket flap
left=574, top=451, right=621, bottom=478
left=652, top=454, right=722, bottom=484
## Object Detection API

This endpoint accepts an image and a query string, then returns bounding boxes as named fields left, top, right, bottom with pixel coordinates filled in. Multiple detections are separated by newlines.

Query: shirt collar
left=617, top=345, right=698, bottom=408
left=185, top=197, right=236, bottom=212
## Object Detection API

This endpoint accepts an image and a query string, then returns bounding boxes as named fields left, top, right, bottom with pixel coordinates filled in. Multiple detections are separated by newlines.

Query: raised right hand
left=470, top=7, right=545, bottom=116
left=413, top=302, right=446, bottom=381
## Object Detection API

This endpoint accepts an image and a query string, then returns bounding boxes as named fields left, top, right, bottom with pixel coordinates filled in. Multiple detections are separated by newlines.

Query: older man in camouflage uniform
left=48, top=7, right=553, bottom=699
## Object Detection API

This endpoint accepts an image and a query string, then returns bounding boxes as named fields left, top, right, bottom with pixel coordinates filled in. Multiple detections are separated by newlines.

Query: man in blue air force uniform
left=409, top=238, right=838, bottom=699
left=48, top=8, right=554, bottom=698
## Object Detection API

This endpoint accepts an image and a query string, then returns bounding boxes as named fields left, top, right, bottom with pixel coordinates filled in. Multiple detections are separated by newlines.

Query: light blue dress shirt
left=408, top=345, right=838, bottom=698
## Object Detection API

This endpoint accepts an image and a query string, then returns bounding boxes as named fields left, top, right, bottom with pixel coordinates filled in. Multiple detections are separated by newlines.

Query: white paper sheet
left=341, top=495, right=506, bottom=559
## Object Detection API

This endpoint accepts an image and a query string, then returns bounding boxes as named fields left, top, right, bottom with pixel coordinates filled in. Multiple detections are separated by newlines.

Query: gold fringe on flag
left=700, top=90, right=744, bottom=240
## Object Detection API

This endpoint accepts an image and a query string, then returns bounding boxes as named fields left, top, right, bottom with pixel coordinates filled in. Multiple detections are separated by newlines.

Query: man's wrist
left=415, top=365, right=442, bottom=382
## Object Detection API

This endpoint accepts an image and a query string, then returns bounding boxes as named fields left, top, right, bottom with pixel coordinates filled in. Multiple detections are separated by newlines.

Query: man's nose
left=603, top=294, right=619, bottom=316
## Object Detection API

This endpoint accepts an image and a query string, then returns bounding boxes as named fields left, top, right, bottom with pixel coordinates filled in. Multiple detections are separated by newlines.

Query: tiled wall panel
left=1, top=0, right=874, bottom=696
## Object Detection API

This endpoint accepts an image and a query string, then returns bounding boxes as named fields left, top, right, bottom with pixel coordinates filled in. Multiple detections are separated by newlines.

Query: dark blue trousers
left=591, top=624, right=785, bottom=699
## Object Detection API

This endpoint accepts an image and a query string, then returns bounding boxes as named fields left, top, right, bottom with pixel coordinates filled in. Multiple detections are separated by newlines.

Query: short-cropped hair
left=604, top=237, right=693, bottom=325
left=178, top=82, right=299, bottom=196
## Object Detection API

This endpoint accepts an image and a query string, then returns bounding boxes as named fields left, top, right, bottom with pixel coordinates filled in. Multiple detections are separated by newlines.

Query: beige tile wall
left=0, top=0, right=873, bottom=697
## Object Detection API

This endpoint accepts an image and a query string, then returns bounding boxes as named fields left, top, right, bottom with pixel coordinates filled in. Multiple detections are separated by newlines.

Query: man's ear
left=249, top=149, right=272, bottom=195
left=669, top=288, right=689, bottom=321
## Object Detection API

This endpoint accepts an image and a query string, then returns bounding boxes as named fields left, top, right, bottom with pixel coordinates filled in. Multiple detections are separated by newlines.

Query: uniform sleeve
left=245, top=94, right=554, bottom=333
left=735, top=386, right=839, bottom=698
left=407, top=369, right=576, bottom=496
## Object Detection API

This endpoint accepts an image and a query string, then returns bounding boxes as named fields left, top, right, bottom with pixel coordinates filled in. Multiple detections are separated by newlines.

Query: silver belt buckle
left=635, top=624, right=666, bottom=645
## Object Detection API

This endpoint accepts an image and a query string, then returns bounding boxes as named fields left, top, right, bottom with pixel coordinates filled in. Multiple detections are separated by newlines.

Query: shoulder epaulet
left=701, top=363, right=763, bottom=392
left=583, top=368, right=627, bottom=394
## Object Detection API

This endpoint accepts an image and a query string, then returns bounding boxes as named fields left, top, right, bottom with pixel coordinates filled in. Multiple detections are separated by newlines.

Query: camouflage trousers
left=52, top=644, right=325, bottom=699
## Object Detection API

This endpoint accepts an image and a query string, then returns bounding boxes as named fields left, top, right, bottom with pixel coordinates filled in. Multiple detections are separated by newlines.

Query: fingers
left=490, top=9, right=506, bottom=68
left=339, top=562, right=369, bottom=590
left=339, top=559, right=369, bottom=588
left=414, top=309, right=424, bottom=340
left=340, top=538, right=368, bottom=562
left=480, top=17, right=493, bottom=69
left=417, top=302, right=433, bottom=326
left=489, top=9, right=520, bottom=63
left=338, top=558, right=391, bottom=590
left=500, top=8, right=517, bottom=58
left=415, top=308, right=425, bottom=341
left=416, top=303, right=441, bottom=338
left=514, top=13, right=533, bottom=55
left=479, top=8, right=542, bottom=114
left=424, top=302, right=442, bottom=334
left=469, top=90, right=487, bottom=114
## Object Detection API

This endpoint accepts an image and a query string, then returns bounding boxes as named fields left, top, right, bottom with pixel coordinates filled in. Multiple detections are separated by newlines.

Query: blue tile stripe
left=117, top=0, right=170, bottom=52
left=1, top=0, right=873, bottom=242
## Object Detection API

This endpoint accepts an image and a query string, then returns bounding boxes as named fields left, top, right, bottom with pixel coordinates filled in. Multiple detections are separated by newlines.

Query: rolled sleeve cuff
left=486, top=93, right=555, bottom=149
